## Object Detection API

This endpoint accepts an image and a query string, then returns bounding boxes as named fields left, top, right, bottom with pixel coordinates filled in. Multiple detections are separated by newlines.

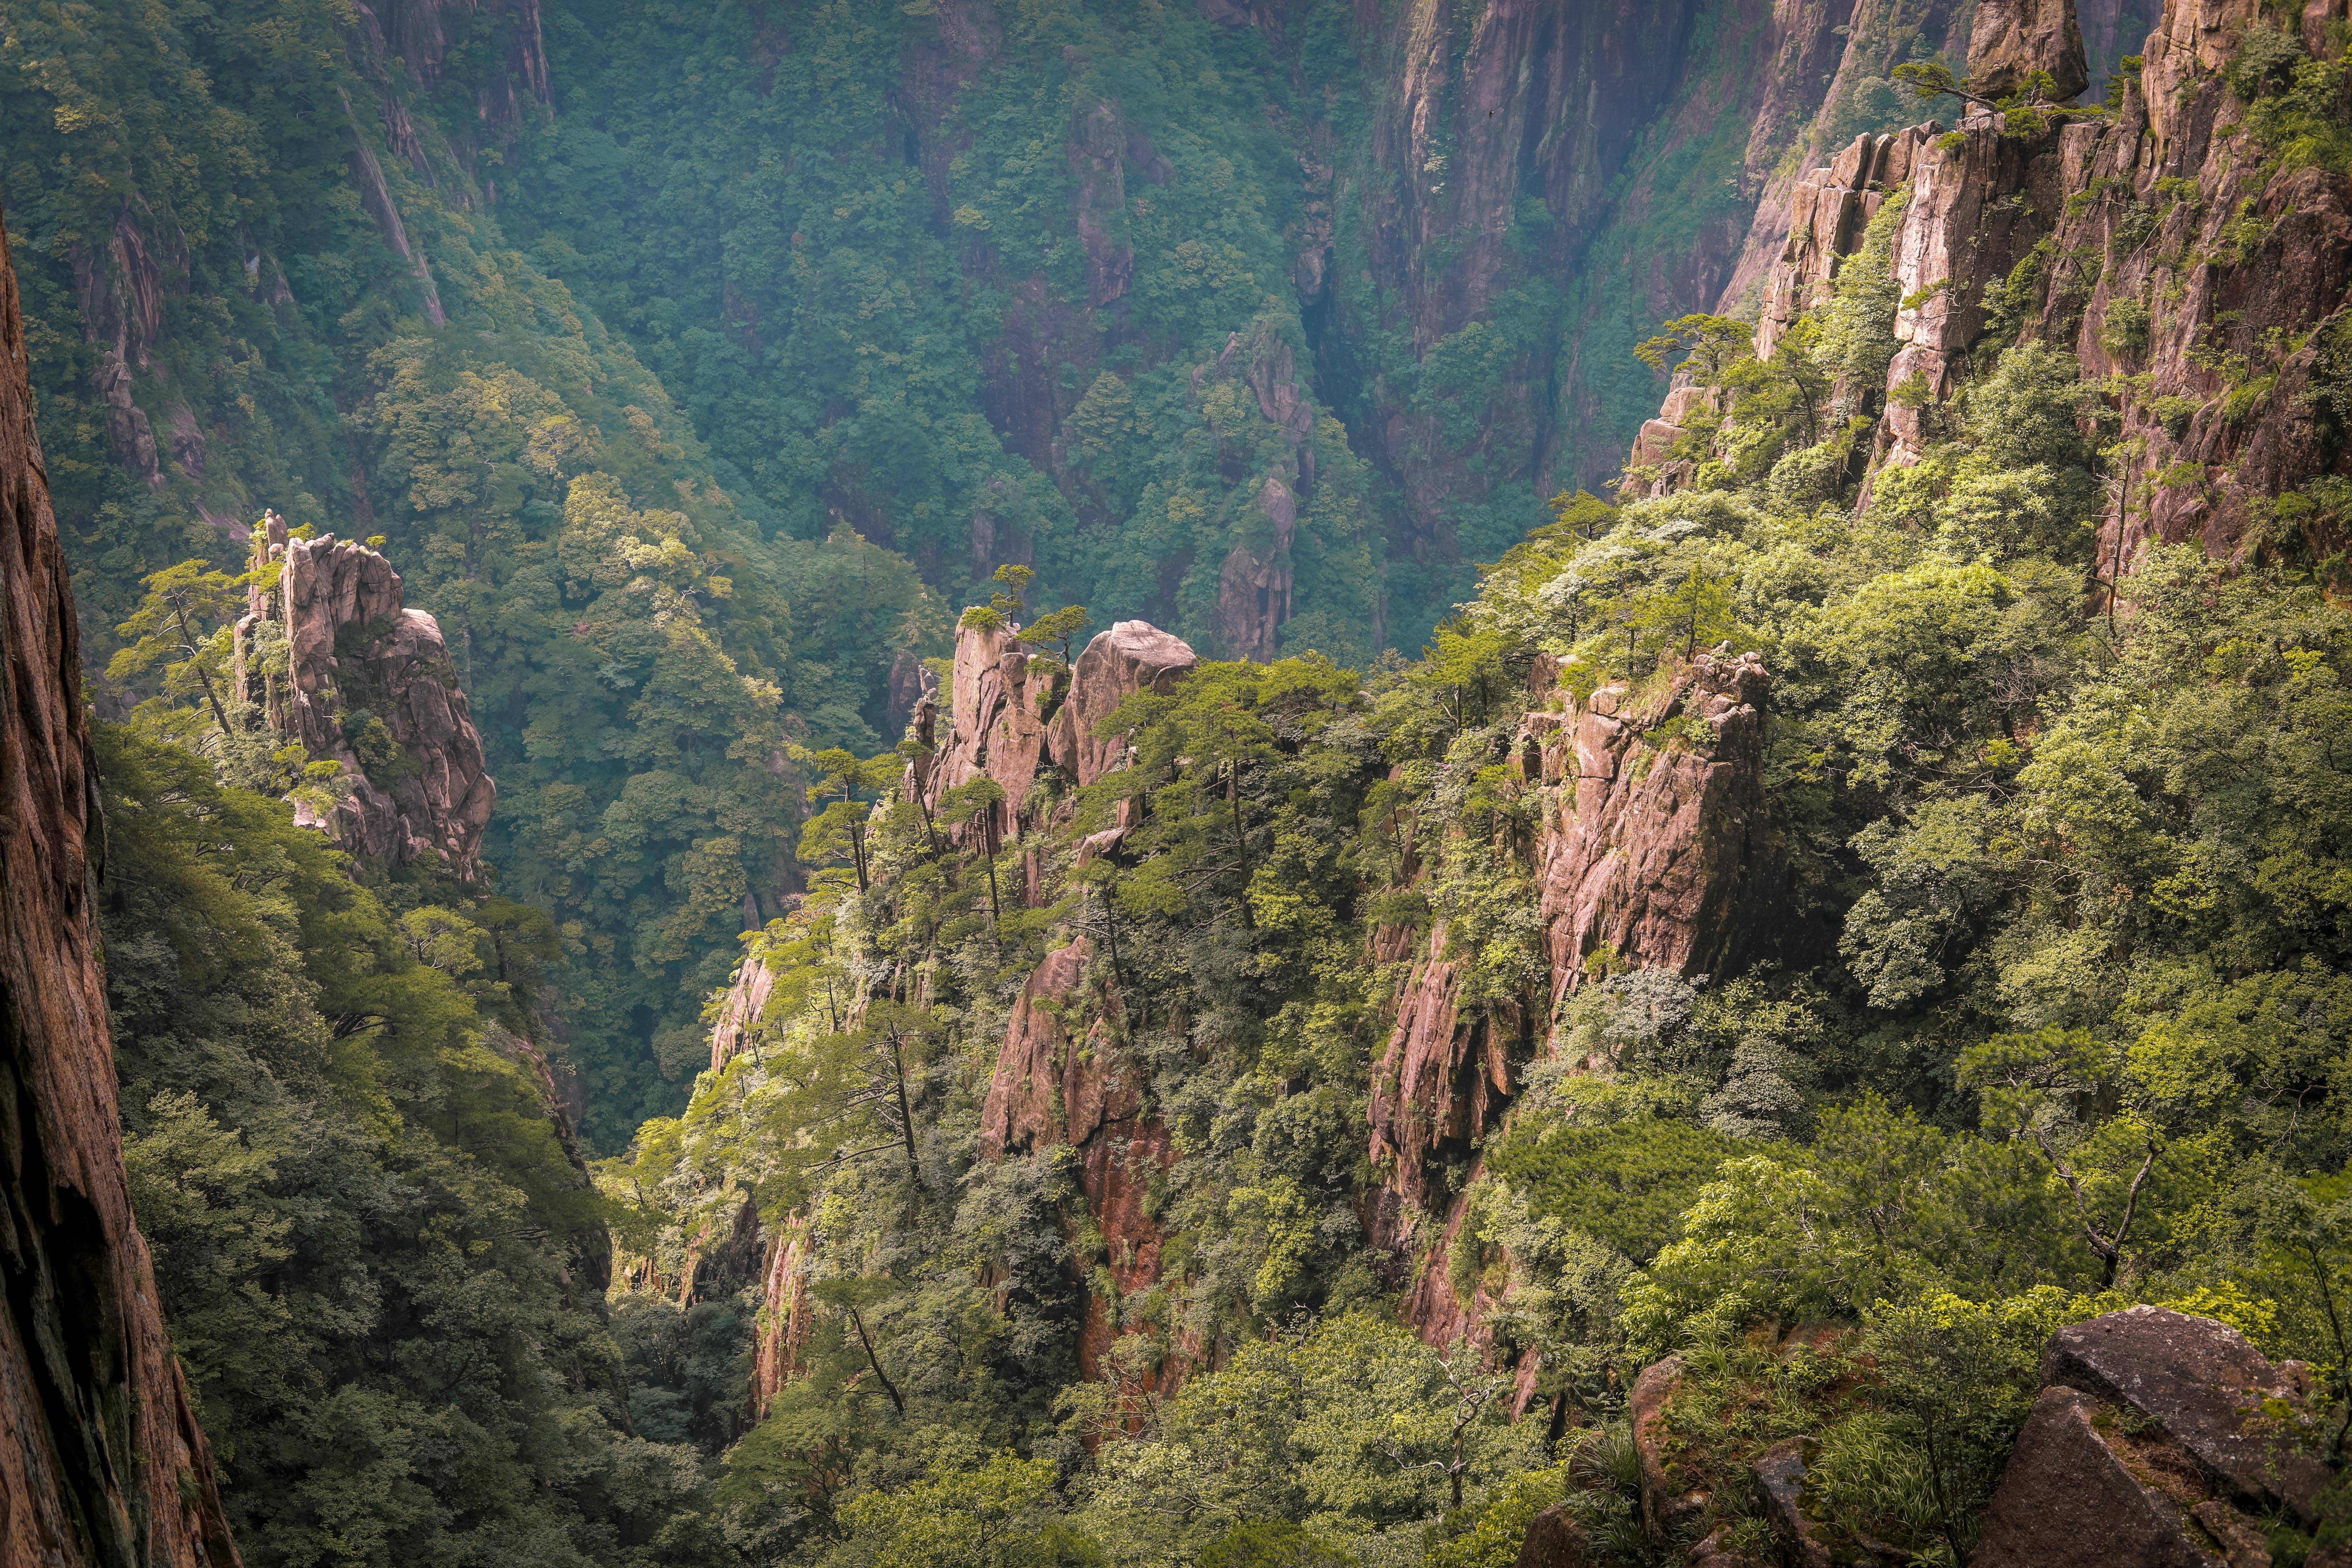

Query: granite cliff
left=0, top=198, right=238, bottom=1568
left=232, top=514, right=496, bottom=883
left=1632, top=0, right=2352, bottom=578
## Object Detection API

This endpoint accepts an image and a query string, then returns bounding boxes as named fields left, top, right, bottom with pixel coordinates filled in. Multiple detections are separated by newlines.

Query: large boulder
left=1976, top=1307, right=2336, bottom=1567
left=2041, top=1306, right=2331, bottom=1521
left=1750, top=1438, right=1832, bottom=1568
left=1975, top=1386, right=2256, bottom=1568
left=1047, top=620, right=1197, bottom=789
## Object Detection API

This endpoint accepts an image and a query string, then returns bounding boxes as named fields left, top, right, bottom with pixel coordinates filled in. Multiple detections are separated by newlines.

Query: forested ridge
left=2, top=0, right=2352, bottom=1565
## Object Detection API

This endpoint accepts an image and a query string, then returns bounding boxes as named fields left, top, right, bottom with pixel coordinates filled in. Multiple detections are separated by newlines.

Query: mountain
left=0, top=0, right=2349, bottom=1565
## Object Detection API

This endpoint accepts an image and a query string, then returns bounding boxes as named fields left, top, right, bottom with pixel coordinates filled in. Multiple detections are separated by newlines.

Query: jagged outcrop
left=908, top=617, right=1196, bottom=853
left=746, top=622, right=1196, bottom=1414
left=1532, top=652, right=1777, bottom=1000
left=0, top=197, right=240, bottom=1568
left=1635, top=0, right=2352, bottom=570
left=1978, top=1307, right=2333, bottom=1566
left=979, top=938, right=1177, bottom=1390
left=1373, top=653, right=1778, bottom=1219
left=708, top=946, right=779, bottom=1073
left=233, top=513, right=495, bottom=882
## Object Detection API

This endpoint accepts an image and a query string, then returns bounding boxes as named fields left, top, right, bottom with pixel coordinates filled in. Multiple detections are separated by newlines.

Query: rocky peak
left=909, top=616, right=1197, bottom=853
left=234, top=512, right=496, bottom=881
left=1969, top=0, right=2092, bottom=101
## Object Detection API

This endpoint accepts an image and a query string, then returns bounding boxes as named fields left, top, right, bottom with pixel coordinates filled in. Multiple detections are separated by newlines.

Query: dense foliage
left=604, top=130, right=2352, bottom=1568
left=7, top=2, right=2351, bottom=1565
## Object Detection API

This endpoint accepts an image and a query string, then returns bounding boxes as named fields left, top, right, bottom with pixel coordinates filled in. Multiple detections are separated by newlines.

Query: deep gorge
left=0, top=0, right=2349, bottom=1564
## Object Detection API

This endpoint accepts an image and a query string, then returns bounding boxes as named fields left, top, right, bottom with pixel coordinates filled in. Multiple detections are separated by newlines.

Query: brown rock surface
left=1370, top=930, right=1525, bottom=1212
left=1976, top=1307, right=2338, bottom=1567
left=708, top=948, right=779, bottom=1072
left=909, top=618, right=1057, bottom=846
left=1969, top=0, right=2092, bottom=100
left=2041, top=1304, right=2331, bottom=1520
left=978, top=937, right=1177, bottom=1391
left=1535, top=651, right=1778, bottom=998
left=0, top=195, right=240, bottom=1568
left=235, top=514, right=496, bottom=881
left=1973, top=1385, right=2234, bottom=1568
left=1047, top=620, right=1197, bottom=790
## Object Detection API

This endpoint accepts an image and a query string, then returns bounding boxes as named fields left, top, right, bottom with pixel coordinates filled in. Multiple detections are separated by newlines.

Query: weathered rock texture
left=1370, top=651, right=1780, bottom=1354
left=1969, top=0, right=2093, bottom=98
left=707, top=946, right=779, bottom=1073
left=750, top=622, right=1196, bottom=1415
left=234, top=513, right=495, bottom=882
left=0, top=197, right=241, bottom=1568
left=1632, top=0, right=2352, bottom=574
left=908, top=617, right=1196, bottom=855
left=1532, top=653, right=1777, bottom=1000
left=978, top=937, right=1177, bottom=1395
left=1976, top=1306, right=2330, bottom=1566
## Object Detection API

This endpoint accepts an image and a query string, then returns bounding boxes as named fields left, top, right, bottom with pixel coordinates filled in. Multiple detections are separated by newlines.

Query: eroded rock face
left=708, top=948, right=779, bottom=1073
left=1533, top=652, right=1778, bottom=999
left=1977, top=1386, right=2246, bottom=1568
left=1375, top=653, right=1780, bottom=1356
left=0, top=196, right=241, bottom=1568
left=1513, top=1505, right=1594, bottom=1568
left=909, top=616, right=1197, bottom=857
left=1631, top=1355, right=1708, bottom=1551
left=1371, top=931, right=1526, bottom=1214
left=1976, top=1306, right=2330, bottom=1567
left=1969, top=0, right=2092, bottom=100
left=1630, top=0, right=2352, bottom=570
left=1051, top=620, right=1197, bottom=789
left=979, top=937, right=1177, bottom=1391
left=234, top=513, right=496, bottom=882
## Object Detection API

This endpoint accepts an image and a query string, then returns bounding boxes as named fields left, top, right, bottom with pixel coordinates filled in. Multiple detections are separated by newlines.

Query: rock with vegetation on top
left=1975, top=1306, right=2334, bottom=1566
left=234, top=512, right=495, bottom=881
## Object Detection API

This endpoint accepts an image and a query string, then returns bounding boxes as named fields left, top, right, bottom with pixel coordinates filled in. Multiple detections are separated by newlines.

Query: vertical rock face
left=1532, top=652, right=1777, bottom=998
left=0, top=200, right=240, bottom=1568
left=1051, top=620, right=1197, bottom=790
left=1759, top=130, right=1929, bottom=359
left=1628, top=0, right=2352, bottom=569
left=1371, top=652, right=1782, bottom=1350
left=708, top=949, right=780, bottom=1074
left=978, top=938, right=1177, bottom=1390
left=909, top=620, right=1196, bottom=1394
left=234, top=514, right=496, bottom=882
left=1969, top=0, right=2092, bottom=98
